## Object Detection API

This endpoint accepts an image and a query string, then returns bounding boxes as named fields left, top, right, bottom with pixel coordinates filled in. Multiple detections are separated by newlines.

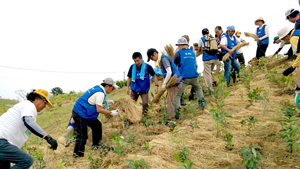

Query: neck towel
left=156, top=52, right=163, bottom=70
left=103, top=87, right=109, bottom=110
left=132, top=60, right=145, bottom=82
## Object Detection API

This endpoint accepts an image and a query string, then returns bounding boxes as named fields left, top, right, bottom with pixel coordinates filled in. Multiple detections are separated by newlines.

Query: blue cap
left=227, top=25, right=235, bottom=31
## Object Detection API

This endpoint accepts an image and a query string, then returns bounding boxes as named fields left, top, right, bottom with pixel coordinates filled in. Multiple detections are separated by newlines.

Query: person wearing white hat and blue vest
left=174, top=37, right=206, bottom=119
left=126, top=52, right=158, bottom=116
left=72, top=78, right=119, bottom=157
left=254, top=17, right=269, bottom=60
left=0, top=89, right=57, bottom=169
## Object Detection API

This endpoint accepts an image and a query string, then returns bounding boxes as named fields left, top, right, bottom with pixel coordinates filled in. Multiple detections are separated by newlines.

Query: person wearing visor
left=0, top=89, right=57, bottom=169
left=147, top=48, right=182, bottom=125
left=254, top=17, right=269, bottom=60
left=72, top=78, right=119, bottom=157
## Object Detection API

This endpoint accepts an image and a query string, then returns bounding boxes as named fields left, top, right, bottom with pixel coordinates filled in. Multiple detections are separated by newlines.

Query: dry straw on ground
left=104, top=97, right=142, bottom=126
left=152, top=74, right=181, bottom=103
left=162, top=44, right=175, bottom=61
left=222, top=42, right=249, bottom=61
left=244, top=32, right=260, bottom=42
left=266, top=55, right=289, bottom=70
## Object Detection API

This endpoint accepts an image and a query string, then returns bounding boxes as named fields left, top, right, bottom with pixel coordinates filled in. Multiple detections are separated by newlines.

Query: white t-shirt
left=0, top=100, right=37, bottom=148
left=220, top=35, right=241, bottom=46
left=87, top=85, right=105, bottom=106
left=236, top=37, right=243, bottom=54
left=198, top=37, right=204, bottom=47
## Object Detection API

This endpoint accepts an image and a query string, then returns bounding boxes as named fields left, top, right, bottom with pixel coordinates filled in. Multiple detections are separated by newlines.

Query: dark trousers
left=256, top=44, right=268, bottom=60
left=72, top=111, right=102, bottom=157
left=0, top=139, right=34, bottom=169
left=130, top=91, right=148, bottom=115
left=236, top=53, right=245, bottom=65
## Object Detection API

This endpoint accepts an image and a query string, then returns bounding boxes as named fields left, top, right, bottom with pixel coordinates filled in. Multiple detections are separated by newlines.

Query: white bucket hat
left=255, top=17, right=265, bottom=25
left=277, top=27, right=293, bottom=40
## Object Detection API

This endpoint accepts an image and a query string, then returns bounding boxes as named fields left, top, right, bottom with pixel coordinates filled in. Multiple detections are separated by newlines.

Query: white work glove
left=107, top=100, right=114, bottom=104
left=162, top=82, right=167, bottom=90
left=111, top=110, right=118, bottom=116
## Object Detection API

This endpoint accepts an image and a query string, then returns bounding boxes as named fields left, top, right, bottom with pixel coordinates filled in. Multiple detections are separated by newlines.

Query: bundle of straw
left=266, top=56, right=288, bottom=70
left=193, top=43, right=203, bottom=57
left=222, top=42, right=250, bottom=61
left=152, top=74, right=181, bottom=103
left=244, top=32, right=260, bottom=42
left=105, top=97, right=142, bottom=125
left=163, top=44, right=175, bottom=61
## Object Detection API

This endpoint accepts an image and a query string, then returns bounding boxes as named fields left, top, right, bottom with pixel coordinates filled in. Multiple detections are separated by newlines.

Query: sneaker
left=227, top=83, right=232, bottom=87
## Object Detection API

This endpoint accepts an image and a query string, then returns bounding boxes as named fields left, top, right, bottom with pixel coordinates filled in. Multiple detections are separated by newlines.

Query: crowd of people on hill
left=2, top=5, right=300, bottom=169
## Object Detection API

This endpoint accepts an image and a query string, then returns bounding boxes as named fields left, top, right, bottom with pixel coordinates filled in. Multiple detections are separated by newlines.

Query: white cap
left=277, top=27, right=293, bottom=40
left=285, top=8, right=295, bottom=17
left=176, top=37, right=188, bottom=46
left=101, top=78, right=119, bottom=89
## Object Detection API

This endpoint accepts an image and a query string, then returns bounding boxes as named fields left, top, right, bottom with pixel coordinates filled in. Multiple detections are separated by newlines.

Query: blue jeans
left=223, top=58, right=240, bottom=84
left=0, top=139, right=34, bottom=169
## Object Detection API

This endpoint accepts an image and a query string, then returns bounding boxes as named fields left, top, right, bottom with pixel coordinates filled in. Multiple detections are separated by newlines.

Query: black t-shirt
left=127, top=63, right=155, bottom=78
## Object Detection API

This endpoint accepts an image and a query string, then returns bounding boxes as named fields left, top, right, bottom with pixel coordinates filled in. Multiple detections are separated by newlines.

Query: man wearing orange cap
left=0, top=89, right=57, bottom=169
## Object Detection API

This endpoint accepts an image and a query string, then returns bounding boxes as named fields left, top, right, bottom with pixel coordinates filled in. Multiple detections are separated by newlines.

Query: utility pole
left=123, top=71, right=125, bottom=81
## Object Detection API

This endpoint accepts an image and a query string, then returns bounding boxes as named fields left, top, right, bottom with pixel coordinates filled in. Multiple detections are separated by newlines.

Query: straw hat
left=255, top=17, right=265, bottom=25
left=277, top=27, right=293, bottom=40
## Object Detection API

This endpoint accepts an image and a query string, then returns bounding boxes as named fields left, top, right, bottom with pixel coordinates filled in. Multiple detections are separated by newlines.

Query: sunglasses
left=228, top=30, right=234, bottom=33
left=39, top=96, right=48, bottom=105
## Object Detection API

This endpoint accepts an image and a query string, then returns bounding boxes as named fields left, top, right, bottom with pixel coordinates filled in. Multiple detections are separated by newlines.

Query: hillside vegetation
left=4, top=55, right=300, bottom=169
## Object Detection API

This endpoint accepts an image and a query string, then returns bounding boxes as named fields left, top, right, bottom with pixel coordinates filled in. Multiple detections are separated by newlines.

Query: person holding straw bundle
left=254, top=17, right=269, bottom=60
left=147, top=48, right=182, bottom=125
left=220, top=25, right=242, bottom=87
left=174, top=37, right=206, bottom=119
left=126, top=52, right=158, bottom=116
left=72, top=78, right=119, bottom=158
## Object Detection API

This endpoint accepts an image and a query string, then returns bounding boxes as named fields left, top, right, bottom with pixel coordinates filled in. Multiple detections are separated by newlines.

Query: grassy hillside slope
left=10, top=56, right=300, bottom=169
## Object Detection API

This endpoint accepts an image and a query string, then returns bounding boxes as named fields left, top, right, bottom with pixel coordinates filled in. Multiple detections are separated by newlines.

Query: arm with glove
left=22, top=116, right=57, bottom=150
left=283, top=36, right=300, bottom=76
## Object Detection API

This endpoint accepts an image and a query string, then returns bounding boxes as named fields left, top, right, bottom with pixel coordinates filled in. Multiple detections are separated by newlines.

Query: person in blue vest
left=126, top=52, right=158, bottom=116
left=72, top=78, right=119, bottom=157
left=174, top=37, right=206, bottom=119
left=198, top=28, right=221, bottom=94
left=220, top=25, right=243, bottom=87
left=65, top=116, right=77, bottom=147
left=174, top=35, right=196, bottom=102
left=147, top=48, right=182, bottom=125
left=254, top=17, right=269, bottom=60
left=286, top=8, right=300, bottom=25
